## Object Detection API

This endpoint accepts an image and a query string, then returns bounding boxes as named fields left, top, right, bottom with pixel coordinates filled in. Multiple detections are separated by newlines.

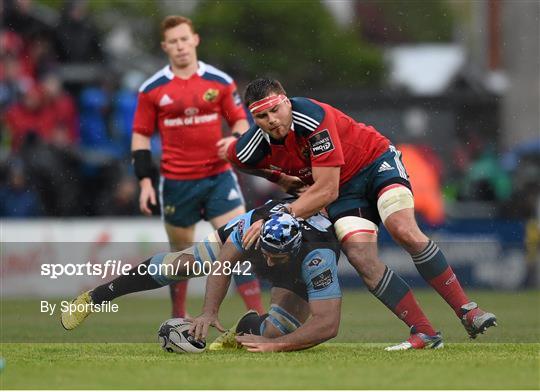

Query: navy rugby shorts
left=159, top=170, right=244, bottom=227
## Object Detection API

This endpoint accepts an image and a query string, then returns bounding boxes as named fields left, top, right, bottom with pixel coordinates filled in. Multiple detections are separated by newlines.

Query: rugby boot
left=61, top=291, right=93, bottom=330
left=460, top=302, right=497, bottom=339
left=209, top=310, right=259, bottom=351
left=385, top=328, right=444, bottom=351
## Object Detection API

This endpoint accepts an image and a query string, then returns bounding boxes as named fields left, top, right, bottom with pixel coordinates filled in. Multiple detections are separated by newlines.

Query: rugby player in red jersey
left=130, top=16, right=263, bottom=317
left=227, top=78, right=497, bottom=350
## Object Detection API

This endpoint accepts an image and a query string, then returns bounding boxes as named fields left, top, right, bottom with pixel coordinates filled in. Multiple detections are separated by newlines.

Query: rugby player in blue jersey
left=61, top=200, right=341, bottom=353
left=190, top=201, right=342, bottom=352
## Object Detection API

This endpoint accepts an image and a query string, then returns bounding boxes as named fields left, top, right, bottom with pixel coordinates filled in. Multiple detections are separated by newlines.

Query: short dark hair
left=244, top=78, right=286, bottom=107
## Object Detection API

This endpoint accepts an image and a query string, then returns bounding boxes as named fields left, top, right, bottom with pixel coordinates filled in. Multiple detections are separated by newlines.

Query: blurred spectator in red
left=41, top=72, right=79, bottom=145
left=398, top=143, right=445, bottom=226
left=5, top=77, right=78, bottom=151
left=22, top=31, right=58, bottom=79
left=3, top=0, right=57, bottom=80
left=0, top=53, right=33, bottom=111
left=0, top=29, right=25, bottom=60
left=4, top=84, right=54, bottom=151
left=54, top=0, right=103, bottom=63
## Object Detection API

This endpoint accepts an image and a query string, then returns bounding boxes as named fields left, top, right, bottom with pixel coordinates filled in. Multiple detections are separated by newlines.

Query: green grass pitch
left=1, top=290, right=539, bottom=389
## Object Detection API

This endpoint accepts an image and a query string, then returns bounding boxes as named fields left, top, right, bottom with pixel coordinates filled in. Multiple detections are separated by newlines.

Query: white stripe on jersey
left=200, top=61, right=233, bottom=84
left=389, top=145, right=407, bottom=179
left=293, top=117, right=318, bottom=132
left=292, top=111, right=320, bottom=128
left=139, top=65, right=173, bottom=93
left=237, top=129, right=264, bottom=163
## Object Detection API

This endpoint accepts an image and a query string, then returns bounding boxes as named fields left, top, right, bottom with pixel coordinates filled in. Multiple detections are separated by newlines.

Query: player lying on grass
left=189, top=204, right=342, bottom=352
left=61, top=200, right=342, bottom=352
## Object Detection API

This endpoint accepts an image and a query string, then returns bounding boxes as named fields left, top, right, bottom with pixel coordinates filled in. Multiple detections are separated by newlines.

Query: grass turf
left=1, top=290, right=539, bottom=389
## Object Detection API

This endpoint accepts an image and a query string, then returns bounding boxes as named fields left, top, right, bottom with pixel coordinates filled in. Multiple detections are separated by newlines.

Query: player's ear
left=193, top=33, right=200, bottom=47
left=160, top=40, right=167, bottom=53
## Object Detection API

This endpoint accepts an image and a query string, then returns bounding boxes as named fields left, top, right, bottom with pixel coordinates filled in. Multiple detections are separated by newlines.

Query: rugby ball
left=158, top=318, right=206, bottom=354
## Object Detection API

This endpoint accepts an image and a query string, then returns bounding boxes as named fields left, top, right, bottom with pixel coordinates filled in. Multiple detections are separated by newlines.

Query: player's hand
left=216, top=136, right=237, bottom=161
left=138, top=178, right=156, bottom=216
left=187, top=313, right=225, bottom=341
left=277, top=174, right=307, bottom=195
left=236, top=334, right=286, bottom=352
left=242, top=219, right=264, bottom=250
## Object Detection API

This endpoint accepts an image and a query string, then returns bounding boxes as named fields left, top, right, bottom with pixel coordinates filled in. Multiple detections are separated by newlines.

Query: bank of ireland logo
left=203, top=89, right=219, bottom=102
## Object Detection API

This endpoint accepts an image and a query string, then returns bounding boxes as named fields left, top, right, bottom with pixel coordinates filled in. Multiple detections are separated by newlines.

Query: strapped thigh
left=376, top=184, right=414, bottom=223
left=334, top=216, right=378, bottom=243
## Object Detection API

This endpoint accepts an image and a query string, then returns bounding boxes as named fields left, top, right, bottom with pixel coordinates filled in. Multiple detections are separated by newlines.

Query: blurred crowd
left=1, top=0, right=143, bottom=217
left=1, top=0, right=538, bottom=222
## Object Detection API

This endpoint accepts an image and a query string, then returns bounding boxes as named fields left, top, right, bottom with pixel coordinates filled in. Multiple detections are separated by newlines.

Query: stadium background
left=1, top=0, right=539, bottom=389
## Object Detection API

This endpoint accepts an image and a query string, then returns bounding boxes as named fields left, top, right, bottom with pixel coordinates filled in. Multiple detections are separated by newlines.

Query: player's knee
left=148, top=252, right=178, bottom=286
left=386, top=218, right=427, bottom=249
left=389, top=224, right=418, bottom=246
left=377, top=185, right=414, bottom=224
left=346, top=250, right=379, bottom=278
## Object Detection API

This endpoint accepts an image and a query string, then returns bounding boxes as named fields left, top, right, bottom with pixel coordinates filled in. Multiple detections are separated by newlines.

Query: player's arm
left=238, top=248, right=342, bottom=352
left=288, top=113, right=344, bottom=218
left=202, top=238, right=241, bottom=313
left=235, top=165, right=307, bottom=195
left=238, top=298, right=341, bottom=352
left=276, top=297, right=341, bottom=349
left=190, top=234, right=245, bottom=340
left=230, top=119, right=250, bottom=136
left=131, top=91, right=158, bottom=215
left=217, top=83, right=251, bottom=159
left=287, top=166, right=340, bottom=218
left=216, top=118, right=250, bottom=160
left=226, top=133, right=307, bottom=194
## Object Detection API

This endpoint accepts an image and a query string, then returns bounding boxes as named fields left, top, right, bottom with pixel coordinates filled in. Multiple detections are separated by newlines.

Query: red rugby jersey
left=228, top=97, right=390, bottom=186
left=132, top=61, right=247, bottom=180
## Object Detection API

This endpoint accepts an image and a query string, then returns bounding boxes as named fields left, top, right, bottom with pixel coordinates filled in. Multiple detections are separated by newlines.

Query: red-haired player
left=131, top=16, right=264, bottom=317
